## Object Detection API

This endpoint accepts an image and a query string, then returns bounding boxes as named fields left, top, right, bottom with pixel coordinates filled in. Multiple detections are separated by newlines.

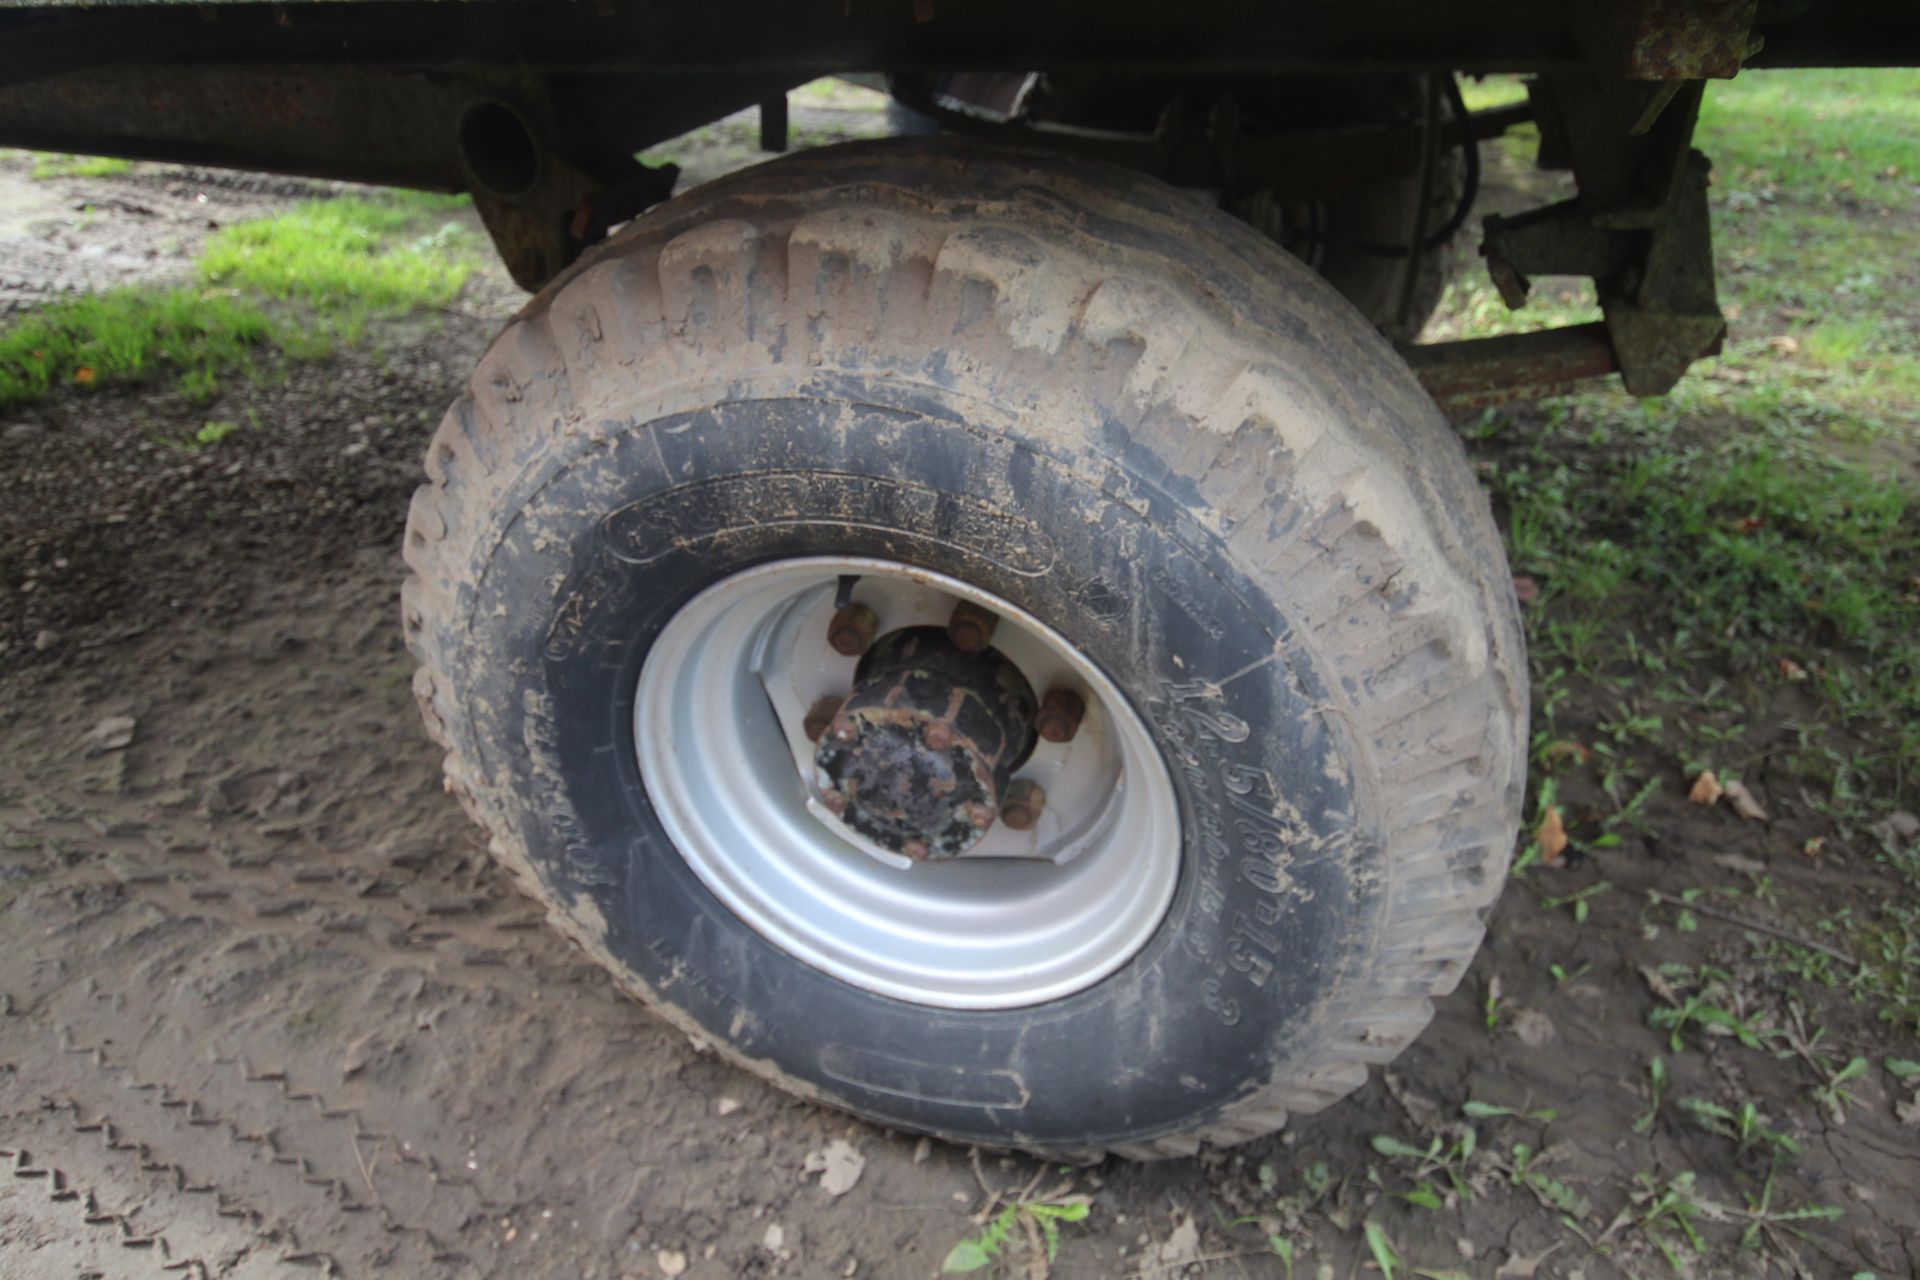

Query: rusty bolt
left=1034, top=688, right=1088, bottom=744
left=802, top=696, right=844, bottom=743
left=967, top=802, right=997, bottom=831
left=1000, top=779, right=1046, bottom=831
left=946, top=600, right=999, bottom=652
left=827, top=602, right=878, bottom=656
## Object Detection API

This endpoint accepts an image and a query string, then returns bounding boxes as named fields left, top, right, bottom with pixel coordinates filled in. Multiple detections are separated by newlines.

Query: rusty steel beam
left=1402, top=323, right=1622, bottom=414
left=0, top=65, right=471, bottom=190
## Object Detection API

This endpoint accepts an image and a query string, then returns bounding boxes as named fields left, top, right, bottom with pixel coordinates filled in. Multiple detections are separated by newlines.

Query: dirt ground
left=4, top=92, right=1919, bottom=1280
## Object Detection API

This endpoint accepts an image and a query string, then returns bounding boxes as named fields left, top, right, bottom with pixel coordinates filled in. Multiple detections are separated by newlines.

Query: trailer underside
left=0, top=1, right=1915, bottom=402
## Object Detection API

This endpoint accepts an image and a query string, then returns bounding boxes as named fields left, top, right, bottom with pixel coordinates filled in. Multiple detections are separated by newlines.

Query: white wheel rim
left=633, top=557, right=1181, bottom=1009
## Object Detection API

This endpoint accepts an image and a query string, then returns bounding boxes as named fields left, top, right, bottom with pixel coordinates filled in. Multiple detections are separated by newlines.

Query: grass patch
left=199, top=197, right=474, bottom=324
left=1483, top=395, right=1918, bottom=799
left=0, top=288, right=304, bottom=406
left=29, top=153, right=134, bottom=181
left=1702, top=69, right=1920, bottom=205
left=0, top=191, right=477, bottom=408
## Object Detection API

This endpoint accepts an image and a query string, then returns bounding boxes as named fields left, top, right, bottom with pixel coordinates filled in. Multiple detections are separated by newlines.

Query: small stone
left=803, top=1139, right=866, bottom=1196
left=1512, top=1008, right=1556, bottom=1049
left=655, top=1249, right=687, bottom=1276
left=715, top=1097, right=742, bottom=1117
left=33, top=629, right=57, bottom=652
left=761, top=1223, right=784, bottom=1252
left=80, top=714, right=137, bottom=755
left=912, top=1137, right=931, bottom=1164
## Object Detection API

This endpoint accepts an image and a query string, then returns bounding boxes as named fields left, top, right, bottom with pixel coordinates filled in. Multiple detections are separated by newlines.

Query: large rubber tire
left=403, top=137, right=1526, bottom=1158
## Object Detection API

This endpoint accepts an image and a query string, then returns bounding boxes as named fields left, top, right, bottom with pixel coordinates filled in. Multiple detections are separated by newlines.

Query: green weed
left=941, top=1185, right=1091, bottom=1276
left=1371, top=1128, right=1478, bottom=1208
left=1645, top=963, right=1780, bottom=1053
left=1505, top=1142, right=1593, bottom=1220
left=1632, top=1171, right=1711, bottom=1271
left=1676, top=1097, right=1801, bottom=1158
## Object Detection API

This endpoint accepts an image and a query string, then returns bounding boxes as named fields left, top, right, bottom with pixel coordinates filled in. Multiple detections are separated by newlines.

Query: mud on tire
left=402, top=137, right=1527, bottom=1158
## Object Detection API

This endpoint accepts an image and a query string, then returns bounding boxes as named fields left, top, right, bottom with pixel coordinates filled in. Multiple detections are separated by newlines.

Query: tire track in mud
left=0, top=785, right=643, bottom=1275
left=0, top=800, right=492, bottom=1275
left=0, top=560, right=972, bottom=1277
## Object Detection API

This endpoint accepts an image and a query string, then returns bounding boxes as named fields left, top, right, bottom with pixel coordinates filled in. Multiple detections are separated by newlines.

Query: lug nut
left=802, top=696, right=844, bottom=743
left=999, top=779, right=1046, bottom=831
left=1034, top=688, right=1087, bottom=744
left=827, top=602, right=878, bottom=656
left=945, top=600, right=998, bottom=652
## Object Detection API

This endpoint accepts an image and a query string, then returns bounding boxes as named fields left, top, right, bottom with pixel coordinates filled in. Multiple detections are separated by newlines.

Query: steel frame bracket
left=1423, top=71, right=1727, bottom=408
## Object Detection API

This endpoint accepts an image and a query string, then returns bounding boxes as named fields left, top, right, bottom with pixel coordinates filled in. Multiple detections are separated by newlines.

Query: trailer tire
left=403, top=136, right=1526, bottom=1158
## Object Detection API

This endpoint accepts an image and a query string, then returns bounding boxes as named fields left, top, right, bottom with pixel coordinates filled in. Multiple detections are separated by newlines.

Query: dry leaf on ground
left=1688, top=770, right=1724, bottom=805
left=1153, top=1216, right=1202, bottom=1269
left=1640, top=966, right=1679, bottom=1005
left=1722, top=778, right=1770, bottom=821
left=1535, top=807, right=1568, bottom=865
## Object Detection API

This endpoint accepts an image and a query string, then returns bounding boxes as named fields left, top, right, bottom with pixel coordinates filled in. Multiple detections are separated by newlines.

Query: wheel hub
left=813, top=628, right=1036, bottom=860
left=632, top=557, right=1180, bottom=1008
